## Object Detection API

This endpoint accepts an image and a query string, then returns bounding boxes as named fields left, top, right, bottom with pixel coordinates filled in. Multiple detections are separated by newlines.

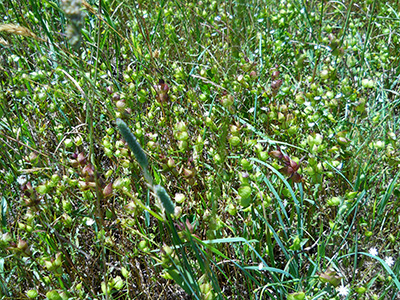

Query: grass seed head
left=154, top=185, right=175, bottom=215
left=116, top=118, right=149, bottom=170
left=0, top=24, right=45, bottom=42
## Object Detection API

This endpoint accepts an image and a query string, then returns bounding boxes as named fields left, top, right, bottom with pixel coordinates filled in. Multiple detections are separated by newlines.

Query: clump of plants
left=0, top=0, right=399, bottom=299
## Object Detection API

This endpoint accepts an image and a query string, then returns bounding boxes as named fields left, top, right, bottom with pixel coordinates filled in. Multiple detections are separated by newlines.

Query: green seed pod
left=229, top=136, right=240, bottom=147
left=116, top=118, right=148, bottom=170
left=54, top=252, right=62, bottom=267
left=46, top=290, right=63, bottom=300
left=200, top=282, right=212, bottom=294
left=355, top=286, right=367, bottom=294
left=155, top=185, right=175, bottom=214
left=121, top=267, right=130, bottom=278
left=44, top=259, right=54, bottom=271
left=327, top=196, right=341, bottom=207
left=289, top=236, right=301, bottom=251
left=388, top=234, right=395, bottom=243
left=138, top=240, right=147, bottom=250
left=287, top=292, right=306, bottom=300
left=241, top=158, right=252, bottom=171
left=175, top=193, right=185, bottom=204
left=238, top=185, right=252, bottom=207
left=101, top=282, right=111, bottom=295
left=61, top=213, right=72, bottom=227
left=113, top=276, right=124, bottom=290
left=27, top=289, right=38, bottom=298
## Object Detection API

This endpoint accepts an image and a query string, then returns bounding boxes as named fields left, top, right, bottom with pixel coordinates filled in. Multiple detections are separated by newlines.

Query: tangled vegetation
left=0, top=0, right=399, bottom=299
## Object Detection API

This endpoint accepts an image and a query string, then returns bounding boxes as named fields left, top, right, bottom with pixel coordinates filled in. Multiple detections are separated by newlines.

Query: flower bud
left=17, top=239, right=31, bottom=256
left=77, top=152, right=86, bottom=166
left=112, top=93, right=120, bottom=101
left=175, top=193, right=185, bottom=204
left=183, top=168, right=194, bottom=179
left=103, top=182, right=113, bottom=198
left=318, top=269, right=342, bottom=287
left=268, top=149, right=283, bottom=159
left=81, top=164, right=95, bottom=181
left=167, top=157, right=176, bottom=168
left=337, top=136, right=350, bottom=145
left=271, top=79, right=282, bottom=90
left=174, top=206, right=182, bottom=218
left=116, top=100, right=126, bottom=111
left=106, top=86, right=113, bottom=94
left=271, top=70, right=279, bottom=80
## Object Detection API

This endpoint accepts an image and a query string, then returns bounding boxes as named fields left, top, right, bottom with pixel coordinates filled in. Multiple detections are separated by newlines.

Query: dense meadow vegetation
left=0, top=0, right=399, bottom=299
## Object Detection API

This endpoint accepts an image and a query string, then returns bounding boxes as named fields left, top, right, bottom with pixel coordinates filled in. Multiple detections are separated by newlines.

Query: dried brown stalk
left=0, top=24, right=45, bottom=42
